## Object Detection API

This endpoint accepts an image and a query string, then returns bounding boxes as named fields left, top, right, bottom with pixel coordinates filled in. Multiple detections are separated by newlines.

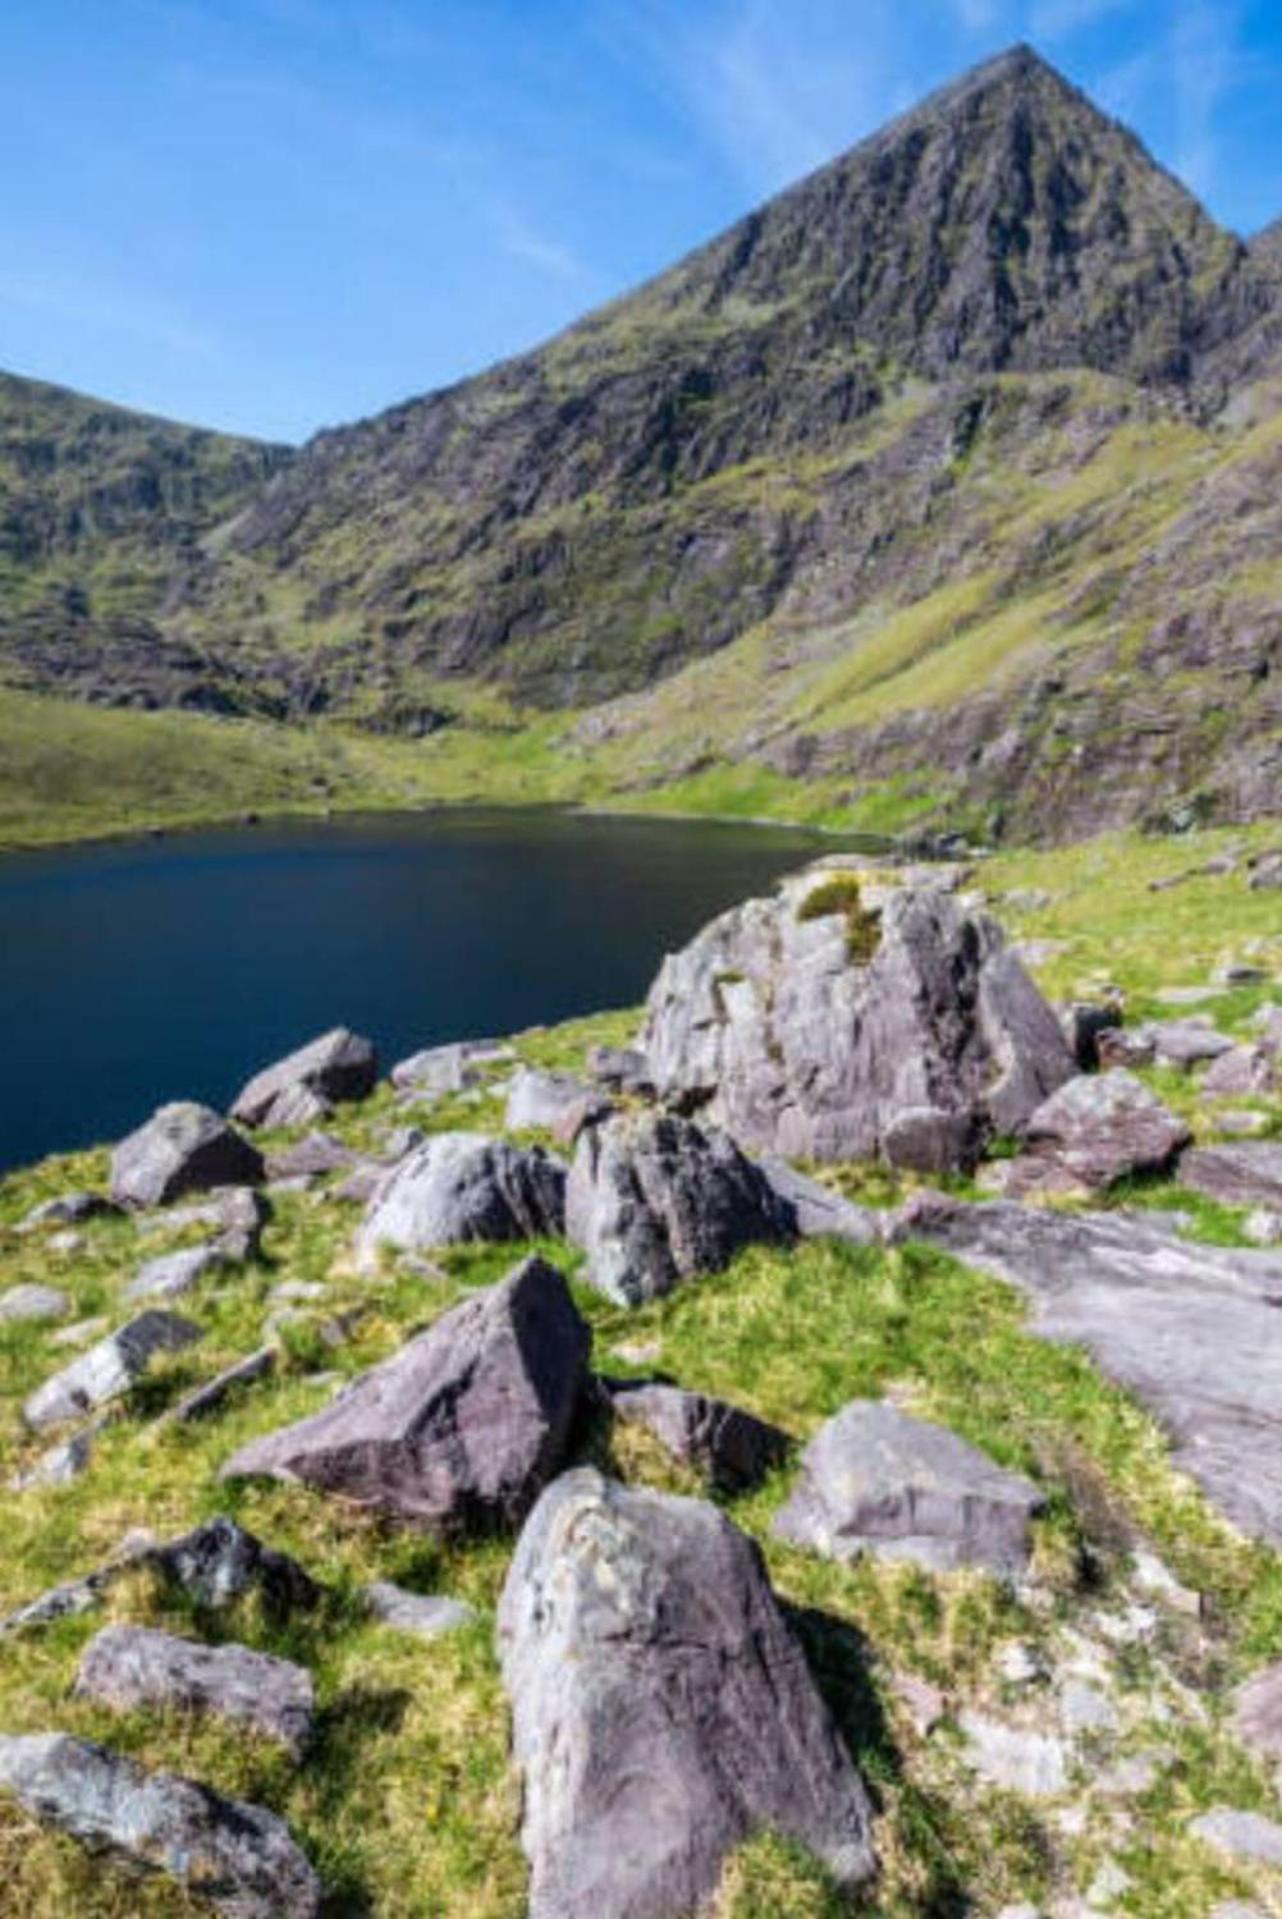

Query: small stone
left=959, top=1713, right=1069, bottom=1796
left=0, top=1284, right=70, bottom=1324
left=50, top=1316, right=109, bottom=1349
left=11, top=1428, right=95, bottom=1491
left=1086, top=1860, right=1132, bottom=1908
left=890, top=1671, right=945, bottom=1736
left=363, top=1581, right=476, bottom=1639
left=1059, top=1679, right=1118, bottom=1736
left=16, top=1192, right=120, bottom=1231
left=124, top=1242, right=226, bottom=1304
left=24, top=1312, right=203, bottom=1430
left=390, top=1039, right=512, bottom=1095
left=1131, top=1547, right=1201, bottom=1615
left=1232, top=1661, right=1282, bottom=1761
left=605, top=1379, right=790, bottom=1493
left=75, top=1625, right=315, bottom=1755
left=1191, top=1806, right=1282, bottom=1866
left=998, top=1643, right=1051, bottom=1687
left=169, top=1348, right=277, bottom=1424
left=47, top=1230, right=85, bottom=1255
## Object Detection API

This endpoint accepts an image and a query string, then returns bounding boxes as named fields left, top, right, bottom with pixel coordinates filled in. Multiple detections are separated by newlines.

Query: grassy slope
left=1, top=836, right=1282, bottom=1912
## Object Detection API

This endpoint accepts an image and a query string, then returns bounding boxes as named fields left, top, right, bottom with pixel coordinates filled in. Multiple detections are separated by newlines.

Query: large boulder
left=566, top=1110, right=795, bottom=1307
left=23, top=1311, right=203, bottom=1430
left=0, top=1733, right=321, bottom=1917
left=505, top=1067, right=613, bottom=1142
left=111, top=1104, right=264, bottom=1209
left=223, top=1256, right=590, bottom=1534
left=641, top=872, right=1074, bottom=1171
left=355, top=1132, right=566, bottom=1267
left=75, top=1625, right=315, bottom=1755
left=231, top=1027, right=379, bottom=1128
left=773, top=1400, right=1043, bottom=1576
left=996, top=1070, right=1192, bottom=1197
left=498, top=1469, right=876, bottom=1919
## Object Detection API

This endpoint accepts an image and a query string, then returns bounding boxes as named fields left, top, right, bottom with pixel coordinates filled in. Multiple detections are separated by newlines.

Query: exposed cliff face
left=2, top=45, right=1282, bottom=839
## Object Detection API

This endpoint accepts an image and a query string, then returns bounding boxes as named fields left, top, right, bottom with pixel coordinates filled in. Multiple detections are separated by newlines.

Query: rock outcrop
left=223, top=1256, right=591, bottom=1533
left=773, top=1399, right=1043, bottom=1575
left=996, top=1070, right=1192, bottom=1196
left=498, top=1468, right=877, bottom=1918
left=231, top=1027, right=379, bottom=1127
left=355, top=1132, right=566, bottom=1266
left=642, top=874, right=1074, bottom=1171
left=504, top=1067, right=612, bottom=1141
left=110, top=1103, right=264, bottom=1209
left=0, top=1733, right=322, bottom=1917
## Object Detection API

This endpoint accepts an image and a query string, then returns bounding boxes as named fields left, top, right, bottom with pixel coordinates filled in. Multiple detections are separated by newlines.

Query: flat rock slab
left=896, top=1196, right=1282, bottom=1547
left=223, top=1255, right=590, bottom=1534
left=0, top=1733, right=321, bottom=1917
left=111, top=1103, right=264, bottom=1209
left=1144, top=1019, right=1235, bottom=1068
left=959, top=1713, right=1069, bottom=1797
left=390, top=1039, right=512, bottom=1095
left=125, top=1242, right=226, bottom=1304
left=355, top=1132, right=566, bottom=1266
left=566, top=1110, right=795, bottom=1307
left=760, top=1158, right=882, bottom=1246
left=363, top=1581, right=476, bottom=1639
left=0, top=1283, right=70, bottom=1324
left=1203, top=1042, right=1280, bottom=1098
left=265, top=1132, right=358, bottom=1181
left=170, top=1347, right=277, bottom=1424
left=642, top=875, right=1073, bottom=1171
left=1191, top=1808, right=1282, bottom=1867
left=232, top=1027, right=378, bottom=1127
left=773, top=1399, right=1043, bottom=1576
left=1180, top=1143, right=1282, bottom=1209
left=1014, top=1070, right=1191, bottom=1192
left=12, top=1428, right=95, bottom=1492
left=606, top=1379, right=790, bottom=1493
left=24, top=1311, right=203, bottom=1430
left=75, top=1625, right=315, bottom=1754
left=498, top=1469, right=876, bottom=1919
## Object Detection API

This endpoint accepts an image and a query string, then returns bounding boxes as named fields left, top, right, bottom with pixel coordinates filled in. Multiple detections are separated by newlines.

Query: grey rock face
left=24, top=1311, right=203, bottom=1430
left=566, top=1110, right=795, bottom=1307
left=585, top=1045, right=655, bottom=1096
left=0, top=1733, right=322, bottom=1917
left=231, top=1027, right=378, bottom=1127
left=760, top=1158, right=882, bottom=1246
left=1179, top=1143, right=1282, bottom=1209
left=1002, top=1070, right=1191, bottom=1194
left=355, top=1132, right=567, bottom=1266
left=642, top=877, right=1073, bottom=1171
left=505, top=1066, right=613, bottom=1141
left=390, top=1038, right=511, bottom=1095
left=75, top=1625, right=315, bottom=1754
left=0, top=1283, right=70, bottom=1324
left=773, top=1400, right=1043, bottom=1575
left=125, top=1242, right=227, bottom=1304
left=606, top=1380, right=790, bottom=1492
left=110, top=1103, right=264, bottom=1209
left=363, top=1581, right=476, bottom=1639
left=895, top=1195, right=1282, bottom=1546
left=498, top=1469, right=876, bottom=1919
left=223, top=1256, right=591, bottom=1534
left=1145, top=1018, right=1235, bottom=1068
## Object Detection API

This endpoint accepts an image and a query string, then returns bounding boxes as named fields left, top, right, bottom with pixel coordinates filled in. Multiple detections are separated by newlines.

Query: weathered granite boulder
left=893, top=1195, right=1282, bottom=1547
left=111, top=1104, right=264, bottom=1209
left=355, top=1133, right=566, bottom=1267
left=773, top=1400, right=1043, bottom=1576
left=231, top=1027, right=378, bottom=1127
left=24, top=1311, right=203, bottom=1430
left=0, top=1733, right=322, bottom=1917
left=606, top=1380, right=790, bottom=1492
left=0, top=1516, right=318, bottom=1637
left=505, top=1067, right=613, bottom=1141
left=362, top=1581, right=476, bottom=1639
left=998, top=1070, right=1192, bottom=1196
left=223, top=1256, right=590, bottom=1534
left=1179, top=1143, right=1282, bottom=1209
left=498, top=1469, right=876, bottom=1919
left=75, top=1625, right=315, bottom=1755
left=566, top=1110, right=795, bottom=1307
left=390, top=1038, right=511, bottom=1095
left=0, top=1284, right=70, bottom=1324
left=1203, top=1042, right=1280, bottom=1097
left=642, top=875, right=1074, bottom=1171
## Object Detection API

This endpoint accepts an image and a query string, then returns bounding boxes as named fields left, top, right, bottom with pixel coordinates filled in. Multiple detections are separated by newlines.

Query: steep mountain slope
left=2, top=44, right=1282, bottom=843
left=0, top=371, right=291, bottom=712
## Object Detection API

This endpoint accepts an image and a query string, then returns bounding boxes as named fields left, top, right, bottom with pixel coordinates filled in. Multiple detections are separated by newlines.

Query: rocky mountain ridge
left=3, top=44, right=1282, bottom=839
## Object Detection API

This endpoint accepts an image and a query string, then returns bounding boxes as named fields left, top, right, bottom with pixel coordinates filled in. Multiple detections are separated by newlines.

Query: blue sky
left=1, top=0, right=1278, bottom=444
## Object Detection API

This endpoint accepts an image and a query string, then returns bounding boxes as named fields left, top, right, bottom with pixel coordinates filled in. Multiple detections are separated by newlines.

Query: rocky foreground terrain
left=2, top=832, right=1282, bottom=1914
left=5, top=44, right=1282, bottom=845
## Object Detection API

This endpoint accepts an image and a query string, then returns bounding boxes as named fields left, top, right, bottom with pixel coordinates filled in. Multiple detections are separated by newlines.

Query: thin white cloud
left=0, top=270, right=222, bottom=364
left=492, top=207, right=591, bottom=284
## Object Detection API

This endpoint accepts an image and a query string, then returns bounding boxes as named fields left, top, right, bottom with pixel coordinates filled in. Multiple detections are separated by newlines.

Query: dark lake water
left=0, top=808, right=847, bottom=1176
